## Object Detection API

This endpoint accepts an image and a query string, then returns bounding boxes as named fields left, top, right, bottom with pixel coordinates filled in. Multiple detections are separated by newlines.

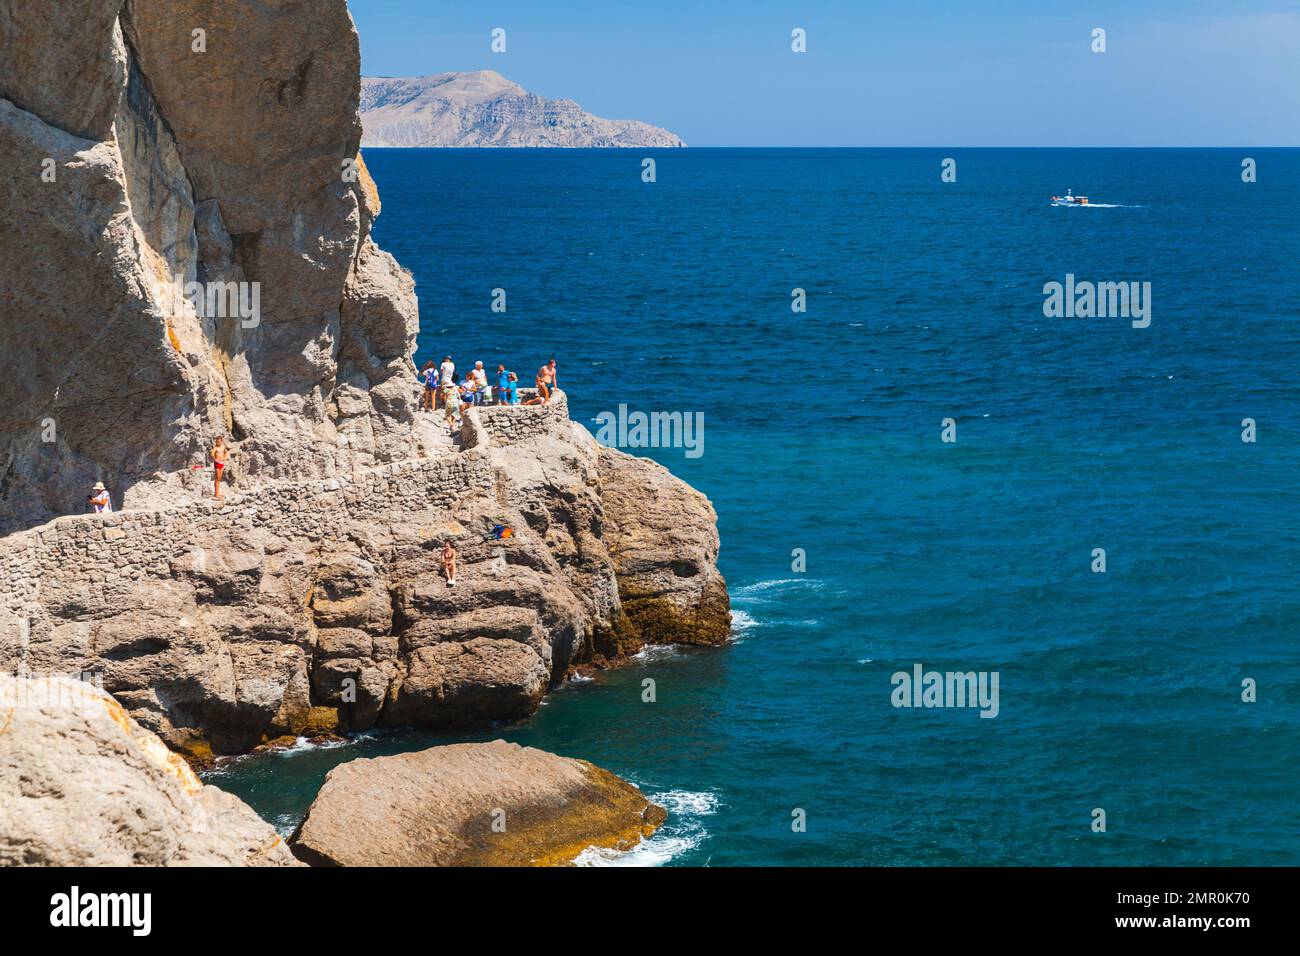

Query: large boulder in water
left=290, top=740, right=666, bottom=866
left=596, top=448, right=732, bottom=647
left=0, top=674, right=300, bottom=866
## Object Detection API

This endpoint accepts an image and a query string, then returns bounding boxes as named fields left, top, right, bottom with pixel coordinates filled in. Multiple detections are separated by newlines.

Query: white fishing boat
left=1051, top=188, right=1090, bottom=206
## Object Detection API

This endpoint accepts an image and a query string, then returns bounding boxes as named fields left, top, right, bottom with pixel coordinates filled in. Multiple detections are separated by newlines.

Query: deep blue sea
left=211, top=148, right=1300, bottom=866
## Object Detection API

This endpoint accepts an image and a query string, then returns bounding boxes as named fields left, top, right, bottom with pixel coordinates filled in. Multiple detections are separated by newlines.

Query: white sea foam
left=655, top=789, right=720, bottom=815
left=202, top=731, right=376, bottom=779
left=733, top=577, right=825, bottom=599
left=572, top=788, right=719, bottom=867
left=271, top=733, right=373, bottom=757
left=631, top=643, right=679, bottom=662
left=573, top=832, right=704, bottom=867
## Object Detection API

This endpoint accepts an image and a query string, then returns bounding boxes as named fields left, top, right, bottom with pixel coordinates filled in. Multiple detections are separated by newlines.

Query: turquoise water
left=210, top=149, right=1300, bottom=865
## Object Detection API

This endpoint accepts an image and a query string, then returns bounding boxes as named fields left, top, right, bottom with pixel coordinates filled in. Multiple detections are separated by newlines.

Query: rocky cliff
left=360, top=70, right=685, bottom=148
left=0, top=2, right=727, bottom=760
left=0, top=674, right=300, bottom=866
left=1, top=0, right=437, bottom=534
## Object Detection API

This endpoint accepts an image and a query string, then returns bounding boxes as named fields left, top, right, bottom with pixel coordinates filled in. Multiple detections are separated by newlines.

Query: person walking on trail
left=440, top=540, right=457, bottom=587
left=472, top=361, right=489, bottom=402
left=439, top=355, right=456, bottom=411
left=211, top=436, right=228, bottom=499
left=419, top=360, right=437, bottom=411
left=88, top=481, right=112, bottom=514
left=443, top=378, right=463, bottom=434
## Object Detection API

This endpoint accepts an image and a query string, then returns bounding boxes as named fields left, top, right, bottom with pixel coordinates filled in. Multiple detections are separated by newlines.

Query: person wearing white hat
left=88, top=482, right=112, bottom=514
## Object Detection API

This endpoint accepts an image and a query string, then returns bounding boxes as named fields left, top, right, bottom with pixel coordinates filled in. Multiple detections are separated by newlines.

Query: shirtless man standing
left=211, top=436, right=228, bottom=499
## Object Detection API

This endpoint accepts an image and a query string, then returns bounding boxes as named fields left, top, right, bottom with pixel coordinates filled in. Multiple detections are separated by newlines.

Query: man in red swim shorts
left=211, top=436, right=228, bottom=499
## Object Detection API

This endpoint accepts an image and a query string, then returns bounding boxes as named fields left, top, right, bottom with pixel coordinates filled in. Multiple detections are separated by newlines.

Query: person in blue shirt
left=495, top=364, right=512, bottom=405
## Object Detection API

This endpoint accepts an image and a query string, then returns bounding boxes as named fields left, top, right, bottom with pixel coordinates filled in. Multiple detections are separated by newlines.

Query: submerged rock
left=290, top=740, right=666, bottom=866
left=0, top=674, right=300, bottom=866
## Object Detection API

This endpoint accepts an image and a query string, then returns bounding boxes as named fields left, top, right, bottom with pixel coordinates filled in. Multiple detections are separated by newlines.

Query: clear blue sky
left=348, top=0, right=1300, bottom=146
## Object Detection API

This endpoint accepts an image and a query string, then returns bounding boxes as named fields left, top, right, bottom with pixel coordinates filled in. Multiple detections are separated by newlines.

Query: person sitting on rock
left=440, top=541, right=457, bottom=587
left=88, top=481, right=112, bottom=514
left=506, top=371, right=520, bottom=405
left=525, top=364, right=551, bottom=405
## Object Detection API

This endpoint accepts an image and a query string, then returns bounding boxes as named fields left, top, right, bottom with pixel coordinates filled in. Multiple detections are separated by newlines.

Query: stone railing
left=462, top=390, right=570, bottom=449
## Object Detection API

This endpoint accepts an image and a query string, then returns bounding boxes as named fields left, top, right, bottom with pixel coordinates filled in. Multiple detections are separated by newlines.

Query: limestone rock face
left=361, top=71, right=686, bottom=148
left=0, top=0, right=413, bottom=533
left=597, top=449, right=732, bottom=646
left=0, top=674, right=300, bottom=866
left=0, top=95, right=221, bottom=529
left=0, top=2, right=729, bottom=758
left=290, top=740, right=666, bottom=866
left=0, top=0, right=128, bottom=139
left=0, top=397, right=729, bottom=756
left=121, top=0, right=363, bottom=236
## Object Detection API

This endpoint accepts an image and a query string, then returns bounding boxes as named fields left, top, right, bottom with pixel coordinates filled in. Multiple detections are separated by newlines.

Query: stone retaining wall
left=0, top=452, right=494, bottom=620
left=467, top=390, right=570, bottom=448
left=1, top=394, right=576, bottom=630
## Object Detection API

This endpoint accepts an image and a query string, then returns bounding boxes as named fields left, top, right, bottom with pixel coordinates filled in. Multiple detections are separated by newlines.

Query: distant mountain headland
left=360, top=70, right=685, bottom=148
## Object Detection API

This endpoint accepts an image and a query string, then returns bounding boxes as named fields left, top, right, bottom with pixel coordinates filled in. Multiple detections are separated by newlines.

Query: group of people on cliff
left=82, top=355, right=559, bottom=515
left=419, top=357, right=559, bottom=433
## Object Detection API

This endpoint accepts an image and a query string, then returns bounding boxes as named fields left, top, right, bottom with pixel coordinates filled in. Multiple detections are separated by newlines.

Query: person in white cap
left=88, top=482, right=112, bottom=513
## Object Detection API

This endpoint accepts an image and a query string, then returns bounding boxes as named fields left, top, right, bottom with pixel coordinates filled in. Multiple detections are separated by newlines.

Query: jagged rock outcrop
left=290, top=740, right=666, bottom=866
left=0, top=0, right=434, bottom=533
left=598, top=449, right=731, bottom=647
left=0, top=2, right=728, bottom=760
left=0, top=674, right=300, bottom=866
left=360, top=70, right=685, bottom=148
left=0, top=396, right=731, bottom=757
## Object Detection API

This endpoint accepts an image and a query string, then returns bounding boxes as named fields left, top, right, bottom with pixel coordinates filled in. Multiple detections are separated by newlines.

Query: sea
left=208, top=148, right=1300, bottom=866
